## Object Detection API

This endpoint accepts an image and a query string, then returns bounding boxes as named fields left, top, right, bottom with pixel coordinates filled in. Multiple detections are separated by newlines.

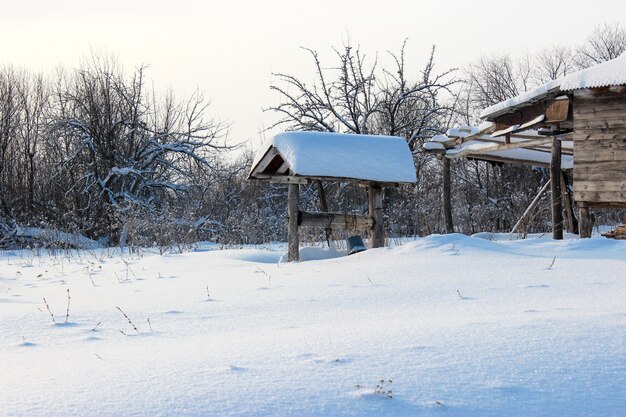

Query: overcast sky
left=1, top=0, right=624, bottom=150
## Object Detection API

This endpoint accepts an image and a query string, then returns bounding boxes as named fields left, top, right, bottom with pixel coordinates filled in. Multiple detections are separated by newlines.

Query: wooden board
left=546, top=99, right=570, bottom=122
left=572, top=88, right=626, bottom=205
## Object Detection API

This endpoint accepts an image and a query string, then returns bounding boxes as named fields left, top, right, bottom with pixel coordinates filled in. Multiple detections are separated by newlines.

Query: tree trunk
left=315, top=180, right=332, bottom=245
left=442, top=158, right=454, bottom=233
left=287, top=183, right=300, bottom=261
left=369, top=185, right=384, bottom=248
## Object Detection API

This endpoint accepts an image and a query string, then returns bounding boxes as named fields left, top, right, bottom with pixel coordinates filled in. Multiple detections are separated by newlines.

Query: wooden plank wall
left=573, top=87, right=626, bottom=207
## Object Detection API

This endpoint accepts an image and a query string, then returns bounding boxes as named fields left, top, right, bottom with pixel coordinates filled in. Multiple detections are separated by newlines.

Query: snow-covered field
left=1, top=234, right=625, bottom=417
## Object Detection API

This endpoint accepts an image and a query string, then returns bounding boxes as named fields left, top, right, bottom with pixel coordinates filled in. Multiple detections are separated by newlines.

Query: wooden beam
left=551, top=136, right=564, bottom=240
left=287, top=183, right=300, bottom=262
left=270, top=176, right=308, bottom=185
left=298, top=211, right=371, bottom=230
left=447, top=137, right=554, bottom=159
left=369, top=185, right=384, bottom=248
left=510, top=179, right=551, bottom=234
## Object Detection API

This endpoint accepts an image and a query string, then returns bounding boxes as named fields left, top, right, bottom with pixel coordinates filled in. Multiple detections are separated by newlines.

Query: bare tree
left=466, top=54, right=529, bottom=109
left=48, top=54, right=230, bottom=243
left=533, top=45, right=575, bottom=84
left=576, top=22, right=626, bottom=68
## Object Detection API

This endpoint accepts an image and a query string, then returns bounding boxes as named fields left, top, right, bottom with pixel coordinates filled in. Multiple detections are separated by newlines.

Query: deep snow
left=1, top=234, right=625, bottom=417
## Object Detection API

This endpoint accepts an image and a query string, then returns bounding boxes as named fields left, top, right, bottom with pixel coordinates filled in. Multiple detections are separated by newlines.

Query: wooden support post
left=511, top=179, right=551, bottom=234
left=287, top=183, right=300, bottom=261
left=442, top=158, right=454, bottom=234
left=368, top=185, right=384, bottom=248
left=560, top=171, right=577, bottom=234
left=579, top=207, right=594, bottom=238
left=550, top=137, right=563, bottom=240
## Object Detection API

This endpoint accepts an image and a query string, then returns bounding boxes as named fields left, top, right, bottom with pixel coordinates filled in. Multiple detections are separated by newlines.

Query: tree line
left=1, top=23, right=624, bottom=249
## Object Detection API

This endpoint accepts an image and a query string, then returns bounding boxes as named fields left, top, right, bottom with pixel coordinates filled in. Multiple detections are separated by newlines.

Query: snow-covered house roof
left=423, top=123, right=574, bottom=169
left=560, top=52, right=626, bottom=90
left=249, top=131, right=417, bottom=184
left=481, top=52, right=626, bottom=120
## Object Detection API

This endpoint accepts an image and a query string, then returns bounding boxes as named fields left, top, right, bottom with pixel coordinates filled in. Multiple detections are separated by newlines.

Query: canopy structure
left=424, top=123, right=573, bottom=168
left=249, top=131, right=417, bottom=261
left=249, top=131, right=416, bottom=185
left=424, top=52, right=626, bottom=240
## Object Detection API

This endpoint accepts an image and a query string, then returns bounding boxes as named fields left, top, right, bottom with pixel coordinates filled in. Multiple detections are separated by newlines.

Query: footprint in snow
left=312, top=357, right=351, bottom=365
left=163, top=310, right=184, bottom=315
left=83, top=336, right=102, bottom=342
left=526, top=284, right=550, bottom=289
left=54, top=322, right=79, bottom=328
left=19, top=341, right=37, bottom=347
left=228, top=365, right=248, bottom=372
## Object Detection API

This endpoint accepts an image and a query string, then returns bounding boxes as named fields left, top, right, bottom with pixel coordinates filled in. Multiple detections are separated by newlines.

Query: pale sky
left=1, top=0, right=625, bottom=150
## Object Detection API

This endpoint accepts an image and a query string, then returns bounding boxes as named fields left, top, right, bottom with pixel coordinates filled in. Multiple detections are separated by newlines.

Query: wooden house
left=249, top=131, right=416, bottom=261
left=425, top=52, right=626, bottom=238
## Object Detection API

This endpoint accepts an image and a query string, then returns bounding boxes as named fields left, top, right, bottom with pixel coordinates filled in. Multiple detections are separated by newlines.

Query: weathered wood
left=578, top=201, right=626, bottom=209
left=546, top=98, right=570, bottom=122
left=579, top=207, right=594, bottom=238
left=492, top=92, right=562, bottom=124
left=466, top=154, right=552, bottom=168
left=447, top=137, right=554, bottom=159
left=287, top=183, right=300, bottom=262
left=574, top=132, right=626, bottom=141
left=551, top=136, right=564, bottom=240
left=574, top=191, right=626, bottom=202
left=574, top=139, right=626, bottom=152
left=574, top=170, right=626, bottom=183
left=468, top=136, right=574, bottom=154
left=254, top=148, right=280, bottom=174
left=574, top=148, right=626, bottom=163
left=573, top=118, right=626, bottom=130
left=574, top=109, right=626, bottom=119
left=298, top=211, right=371, bottom=230
left=573, top=180, right=626, bottom=192
left=368, top=185, right=384, bottom=248
left=573, top=87, right=626, bottom=100
left=269, top=176, right=308, bottom=185
left=510, top=179, right=551, bottom=234
left=571, top=86, right=626, bottom=208
left=560, top=171, right=577, bottom=234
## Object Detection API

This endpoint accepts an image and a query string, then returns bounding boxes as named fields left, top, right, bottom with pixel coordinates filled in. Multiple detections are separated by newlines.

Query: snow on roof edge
left=479, top=79, right=562, bottom=120
left=480, top=53, right=626, bottom=120
left=560, top=52, right=626, bottom=91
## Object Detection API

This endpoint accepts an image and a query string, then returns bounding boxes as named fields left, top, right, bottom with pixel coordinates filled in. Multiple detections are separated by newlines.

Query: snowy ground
left=1, top=234, right=625, bottom=417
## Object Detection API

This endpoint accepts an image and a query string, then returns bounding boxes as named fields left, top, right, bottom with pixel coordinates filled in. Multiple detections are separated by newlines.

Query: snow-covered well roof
left=481, top=52, right=626, bottom=120
left=249, top=131, right=416, bottom=184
